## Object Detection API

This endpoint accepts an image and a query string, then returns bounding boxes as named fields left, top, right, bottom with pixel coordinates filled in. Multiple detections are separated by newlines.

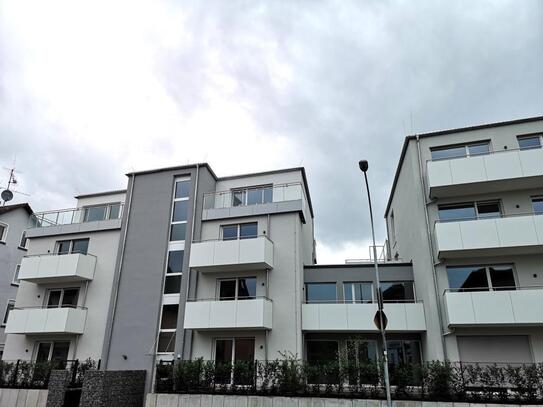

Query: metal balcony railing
left=30, top=203, right=124, bottom=228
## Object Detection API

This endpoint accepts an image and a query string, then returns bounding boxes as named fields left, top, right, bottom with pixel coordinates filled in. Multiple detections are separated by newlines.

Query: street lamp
left=359, top=159, right=392, bottom=407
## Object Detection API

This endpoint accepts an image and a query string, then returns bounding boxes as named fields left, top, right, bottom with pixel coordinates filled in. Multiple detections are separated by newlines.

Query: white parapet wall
left=0, top=388, right=48, bottom=407
left=145, top=393, right=541, bottom=407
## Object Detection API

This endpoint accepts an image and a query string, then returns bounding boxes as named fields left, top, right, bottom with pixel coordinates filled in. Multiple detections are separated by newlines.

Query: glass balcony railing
left=203, top=182, right=305, bottom=210
left=30, top=203, right=124, bottom=228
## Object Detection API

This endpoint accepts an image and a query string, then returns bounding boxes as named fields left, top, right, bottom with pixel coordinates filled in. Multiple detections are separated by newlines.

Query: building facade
left=3, top=191, right=125, bottom=363
left=0, top=203, right=33, bottom=358
left=385, top=116, right=543, bottom=364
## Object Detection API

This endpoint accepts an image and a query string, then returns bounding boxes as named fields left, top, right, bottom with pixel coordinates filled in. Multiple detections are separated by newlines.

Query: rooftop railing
left=428, top=144, right=542, bottom=162
left=30, top=203, right=124, bottom=228
left=435, top=210, right=543, bottom=224
left=203, top=182, right=306, bottom=210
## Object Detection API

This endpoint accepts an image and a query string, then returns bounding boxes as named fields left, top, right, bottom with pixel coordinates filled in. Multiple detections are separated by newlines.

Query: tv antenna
left=1, top=166, right=30, bottom=206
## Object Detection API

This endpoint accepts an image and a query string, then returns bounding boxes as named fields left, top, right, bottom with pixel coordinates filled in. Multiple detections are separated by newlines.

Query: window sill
left=11, top=283, right=19, bottom=287
left=17, top=246, right=28, bottom=251
left=0, top=241, right=6, bottom=245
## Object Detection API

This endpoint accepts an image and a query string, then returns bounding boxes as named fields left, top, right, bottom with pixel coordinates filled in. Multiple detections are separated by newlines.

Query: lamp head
left=359, top=160, right=369, bottom=172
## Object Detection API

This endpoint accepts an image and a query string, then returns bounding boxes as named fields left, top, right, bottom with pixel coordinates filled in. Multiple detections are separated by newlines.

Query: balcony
left=27, top=203, right=124, bottom=238
left=202, top=183, right=311, bottom=223
left=444, top=287, right=543, bottom=327
left=301, top=301, right=426, bottom=332
left=183, top=298, right=273, bottom=330
left=434, top=214, right=543, bottom=258
left=189, top=236, right=274, bottom=272
left=18, top=253, right=96, bottom=283
left=427, top=147, right=543, bottom=198
left=5, top=307, right=87, bottom=335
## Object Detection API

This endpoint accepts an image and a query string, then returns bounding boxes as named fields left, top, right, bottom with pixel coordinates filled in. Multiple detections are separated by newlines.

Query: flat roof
left=0, top=203, right=33, bottom=215
left=384, top=115, right=543, bottom=217
left=74, top=189, right=127, bottom=199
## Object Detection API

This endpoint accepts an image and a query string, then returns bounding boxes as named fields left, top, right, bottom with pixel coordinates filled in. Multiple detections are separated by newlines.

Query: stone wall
left=80, top=370, right=146, bottom=407
left=45, top=370, right=72, bottom=407
left=144, top=394, right=543, bottom=407
left=0, top=388, right=48, bottom=407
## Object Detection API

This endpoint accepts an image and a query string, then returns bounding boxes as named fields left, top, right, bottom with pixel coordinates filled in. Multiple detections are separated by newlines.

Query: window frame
left=380, top=281, right=416, bottom=303
left=1, top=299, right=15, bottom=327
left=18, top=231, right=28, bottom=250
left=169, top=178, right=190, bottom=243
left=163, top=250, right=184, bottom=296
left=430, top=140, right=491, bottom=161
left=305, top=282, right=338, bottom=304
left=532, top=196, right=543, bottom=215
left=55, top=238, right=90, bottom=255
left=438, top=200, right=502, bottom=222
left=0, top=221, right=8, bottom=243
left=343, top=281, right=374, bottom=304
left=156, top=303, right=179, bottom=355
left=220, top=222, right=258, bottom=240
left=45, top=287, right=80, bottom=308
left=231, top=185, right=273, bottom=207
left=517, top=134, right=543, bottom=150
left=82, top=202, right=122, bottom=223
left=446, top=264, right=517, bottom=292
left=12, top=264, right=21, bottom=286
left=216, top=277, right=257, bottom=301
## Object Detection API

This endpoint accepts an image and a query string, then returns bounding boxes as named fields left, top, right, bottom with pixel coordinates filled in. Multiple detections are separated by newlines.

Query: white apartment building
left=385, top=116, right=543, bottom=364
left=3, top=190, right=125, bottom=364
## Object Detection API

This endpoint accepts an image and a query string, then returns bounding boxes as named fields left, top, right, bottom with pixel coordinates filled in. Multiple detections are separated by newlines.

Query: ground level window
left=214, top=338, right=255, bottom=384
left=35, top=341, right=70, bottom=366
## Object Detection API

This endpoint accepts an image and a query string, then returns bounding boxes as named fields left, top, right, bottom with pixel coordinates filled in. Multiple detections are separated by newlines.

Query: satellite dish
left=1, top=189, right=13, bottom=203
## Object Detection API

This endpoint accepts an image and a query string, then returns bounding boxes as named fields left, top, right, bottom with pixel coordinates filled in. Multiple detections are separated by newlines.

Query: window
left=305, top=283, right=337, bottom=303
left=532, top=196, right=543, bottom=215
left=83, top=206, right=107, bottom=222
left=381, top=282, right=415, bottom=302
left=2, top=300, right=15, bottom=326
left=218, top=277, right=257, bottom=300
left=306, top=340, right=339, bottom=363
left=46, top=288, right=79, bottom=308
left=447, top=265, right=516, bottom=291
left=175, top=180, right=191, bottom=199
left=108, top=203, right=121, bottom=220
left=232, top=186, right=273, bottom=207
left=438, top=201, right=501, bottom=222
left=214, top=338, right=255, bottom=384
left=221, top=223, right=258, bottom=240
left=387, top=340, right=422, bottom=367
left=19, top=231, right=28, bottom=249
left=517, top=134, right=542, bottom=150
left=157, top=304, right=179, bottom=353
left=164, top=250, right=183, bottom=294
left=35, top=341, right=70, bottom=365
left=170, top=178, right=190, bottom=242
left=431, top=141, right=490, bottom=160
left=12, top=264, right=20, bottom=286
left=56, top=238, right=89, bottom=255
left=0, top=222, right=7, bottom=243
left=389, top=211, right=396, bottom=244
left=344, top=282, right=373, bottom=303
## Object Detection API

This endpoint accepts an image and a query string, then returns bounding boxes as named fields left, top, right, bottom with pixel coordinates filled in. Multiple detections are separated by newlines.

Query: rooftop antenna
left=1, top=165, right=30, bottom=206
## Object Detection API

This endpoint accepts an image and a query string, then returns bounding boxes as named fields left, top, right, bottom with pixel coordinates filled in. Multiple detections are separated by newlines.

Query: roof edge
left=75, top=189, right=127, bottom=199
left=305, top=262, right=412, bottom=269
left=0, top=203, right=33, bottom=215
left=384, top=115, right=543, bottom=217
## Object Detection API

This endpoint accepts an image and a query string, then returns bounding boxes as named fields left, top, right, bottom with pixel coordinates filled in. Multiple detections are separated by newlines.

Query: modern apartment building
left=385, top=116, right=543, bottom=364
left=3, top=191, right=125, bottom=363
left=0, top=203, right=33, bottom=358
left=100, top=164, right=315, bottom=390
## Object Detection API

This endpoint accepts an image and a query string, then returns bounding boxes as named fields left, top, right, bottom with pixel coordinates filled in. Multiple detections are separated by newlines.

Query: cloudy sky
left=1, top=0, right=542, bottom=263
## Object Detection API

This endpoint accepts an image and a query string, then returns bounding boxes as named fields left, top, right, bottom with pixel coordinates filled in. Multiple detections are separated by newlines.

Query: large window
left=46, top=288, right=79, bottom=308
left=35, top=341, right=70, bottom=365
left=164, top=250, right=183, bottom=294
left=387, top=340, right=422, bottom=366
left=214, top=338, right=255, bottom=384
left=232, top=186, right=273, bottom=207
left=83, top=203, right=122, bottom=222
left=344, top=282, right=373, bottom=303
left=221, top=223, right=258, bottom=240
left=447, top=265, right=516, bottom=291
left=306, top=340, right=339, bottom=363
left=430, top=141, right=490, bottom=161
left=306, top=283, right=337, bottom=303
left=0, top=222, right=7, bottom=243
left=1, top=299, right=15, bottom=327
left=170, top=178, right=190, bottom=242
left=438, top=201, right=501, bottom=222
left=532, top=196, right=543, bottom=215
left=218, top=277, right=257, bottom=300
left=517, top=134, right=542, bottom=150
left=157, top=304, right=178, bottom=353
left=56, top=238, right=89, bottom=255
left=381, top=282, right=415, bottom=302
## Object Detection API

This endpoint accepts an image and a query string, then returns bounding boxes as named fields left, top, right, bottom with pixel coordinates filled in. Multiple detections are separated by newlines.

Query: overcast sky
left=1, top=0, right=542, bottom=263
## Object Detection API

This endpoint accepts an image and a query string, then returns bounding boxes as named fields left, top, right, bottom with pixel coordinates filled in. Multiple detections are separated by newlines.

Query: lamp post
left=359, top=159, right=392, bottom=407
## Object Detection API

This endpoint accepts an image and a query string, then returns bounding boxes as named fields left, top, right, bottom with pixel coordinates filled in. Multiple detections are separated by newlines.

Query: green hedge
left=155, top=358, right=543, bottom=403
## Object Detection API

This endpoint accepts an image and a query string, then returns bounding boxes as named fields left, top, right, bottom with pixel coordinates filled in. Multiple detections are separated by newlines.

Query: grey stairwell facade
left=385, top=116, right=543, bottom=364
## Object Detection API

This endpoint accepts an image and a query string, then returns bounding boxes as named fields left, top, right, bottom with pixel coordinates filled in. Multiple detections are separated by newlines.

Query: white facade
left=386, top=116, right=543, bottom=363
left=3, top=191, right=125, bottom=363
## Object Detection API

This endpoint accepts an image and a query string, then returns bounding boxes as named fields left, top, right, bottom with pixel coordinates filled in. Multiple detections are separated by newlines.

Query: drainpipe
left=102, top=173, right=136, bottom=369
left=415, top=135, right=448, bottom=360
